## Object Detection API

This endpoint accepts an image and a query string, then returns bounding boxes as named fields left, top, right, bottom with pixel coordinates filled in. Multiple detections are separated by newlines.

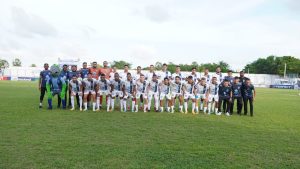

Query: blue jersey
left=59, top=70, right=69, bottom=83
left=243, top=84, right=255, bottom=98
left=40, top=70, right=51, bottom=87
left=80, top=68, right=89, bottom=79
left=68, top=71, right=79, bottom=80
left=231, top=83, right=242, bottom=98
left=224, top=76, right=234, bottom=85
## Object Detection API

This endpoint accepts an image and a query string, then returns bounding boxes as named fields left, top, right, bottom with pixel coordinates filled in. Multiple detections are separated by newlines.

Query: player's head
left=100, top=73, right=106, bottom=81
left=137, top=66, right=141, bottom=73
left=140, top=74, right=145, bottom=81
left=227, top=70, right=233, bottom=76
left=216, top=66, right=221, bottom=73
left=92, top=62, right=97, bottom=68
left=191, top=67, right=196, bottom=74
left=82, top=62, right=87, bottom=68
left=112, top=66, right=117, bottom=72
left=63, top=64, right=68, bottom=71
left=223, top=79, right=229, bottom=87
left=127, top=72, right=132, bottom=80
left=234, top=76, right=240, bottom=83
left=175, top=76, right=181, bottom=83
left=175, top=65, right=181, bottom=72
left=187, top=76, right=193, bottom=83
left=87, top=73, right=92, bottom=80
left=71, top=65, right=77, bottom=71
left=162, top=63, right=167, bottom=71
left=114, top=72, right=120, bottom=80
left=149, top=65, right=154, bottom=71
left=124, top=64, right=129, bottom=71
left=240, top=70, right=245, bottom=77
left=152, top=74, right=157, bottom=81
left=200, top=77, right=206, bottom=85
left=103, top=61, right=108, bottom=67
left=72, top=75, right=78, bottom=81
left=245, top=78, right=251, bottom=85
left=204, top=67, right=209, bottom=74
left=212, top=76, right=217, bottom=84
left=164, top=77, right=169, bottom=84
left=44, top=63, right=49, bottom=70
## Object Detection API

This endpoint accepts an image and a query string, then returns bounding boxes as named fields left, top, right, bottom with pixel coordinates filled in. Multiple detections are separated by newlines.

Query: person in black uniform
left=38, top=63, right=51, bottom=108
left=230, top=77, right=243, bottom=115
left=217, top=79, right=232, bottom=116
left=243, top=78, right=256, bottom=116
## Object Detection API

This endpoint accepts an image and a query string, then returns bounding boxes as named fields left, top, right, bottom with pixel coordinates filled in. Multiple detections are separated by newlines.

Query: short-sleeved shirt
left=171, top=82, right=183, bottom=93
left=100, top=67, right=112, bottom=79
left=202, top=74, right=211, bottom=84
left=172, top=72, right=185, bottom=81
left=218, top=86, right=232, bottom=99
left=195, top=83, right=208, bottom=95
left=208, top=83, right=219, bottom=95
left=59, top=70, right=69, bottom=83
left=213, top=72, right=223, bottom=84
left=40, top=70, right=51, bottom=87
left=83, top=79, right=97, bottom=91
left=136, top=80, right=148, bottom=93
left=158, top=71, right=171, bottom=80
left=243, top=84, right=255, bottom=98
left=160, top=83, right=171, bottom=94
left=68, top=71, right=79, bottom=80
left=69, top=80, right=82, bottom=92
left=110, top=79, right=123, bottom=91
left=231, top=83, right=242, bottom=98
left=184, top=82, right=195, bottom=94
left=98, top=79, right=110, bottom=91
left=89, top=67, right=100, bottom=80
left=224, top=76, right=234, bottom=85
left=123, top=80, right=136, bottom=93
left=145, top=72, right=155, bottom=81
left=189, top=73, right=200, bottom=82
left=148, top=80, right=159, bottom=93
left=80, top=68, right=89, bottom=79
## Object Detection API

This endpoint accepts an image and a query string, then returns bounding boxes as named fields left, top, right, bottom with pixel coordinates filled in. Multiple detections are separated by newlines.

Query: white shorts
left=123, top=92, right=135, bottom=99
left=171, top=92, right=182, bottom=98
left=136, top=92, right=148, bottom=99
left=195, top=94, right=206, bottom=100
left=148, top=91, right=159, bottom=99
left=184, top=93, right=195, bottom=100
left=160, top=93, right=172, bottom=100
left=84, top=90, right=96, bottom=95
left=71, top=91, right=82, bottom=96
left=111, top=90, right=123, bottom=98
left=98, top=90, right=110, bottom=96
left=208, top=94, right=219, bottom=102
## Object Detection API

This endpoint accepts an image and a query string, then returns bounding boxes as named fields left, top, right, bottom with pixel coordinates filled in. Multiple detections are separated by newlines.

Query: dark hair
left=227, top=70, right=232, bottom=72
left=101, top=73, right=105, bottom=76
left=44, top=63, right=49, bottom=66
left=245, top=78, right=251, bottom=81
left=188, top=76, right=193, bottom=79
left=234, top=76, right=239, bottom=79
left=140, top=74, right=145, bottom=77
left=83, top=62, right=87, bottom=64
left=224, top=79, right=229, bottom=82
left=152, top=74, right=157, bottom=77
left=176, top=65, right=180, bottom=68
left=201, top=77, right=206, bottom=80
left=150, top=65, right=154, bottom=67
left=192, top=67, right=196, bottom=70
left=92, top=61, right=97, bottom=64
left=127, top=72, right=131, bottom=76
left=164, top=77, right=169, bottom=80
left=163, top=63, right=167, bottom=66
left=137, top=66, right=141, bottom=69
left=175, top=76, right=180, bottom=79
left=124, top=65, right=129, bottom=67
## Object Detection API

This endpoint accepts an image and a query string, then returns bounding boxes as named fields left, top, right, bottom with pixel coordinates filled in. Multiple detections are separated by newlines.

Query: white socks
left=132, top=101, right=135, bottom=112
left=71, top=96, right=75, bottom=108
left=184, top=102, right=188, bottom=112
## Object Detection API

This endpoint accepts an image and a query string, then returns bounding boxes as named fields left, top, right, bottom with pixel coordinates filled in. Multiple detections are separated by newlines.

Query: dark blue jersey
left=224, top=76, right=234, bottom=85
left=80, top=68, right=89, bottom=79
left=68, top=71, right=79, bottom=80
left=59, top=70, right=69, bottom=83
left=243, top=84, right=255, bottom=98
left=231, top=82, right=242, bottom=98
left=40, top=70, right=51, bottom=87
left=218, top=85, right=232, bottom=99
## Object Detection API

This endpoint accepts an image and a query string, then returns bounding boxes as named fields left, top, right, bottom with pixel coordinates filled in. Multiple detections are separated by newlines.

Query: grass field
left=0, top=81, right=299, bottom=169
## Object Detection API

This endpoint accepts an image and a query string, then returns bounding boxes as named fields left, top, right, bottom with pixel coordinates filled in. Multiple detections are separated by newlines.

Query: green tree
left=30, top=64, right=37, bottom=67
left=12, top=58, right=22, bottom=67
left=110, top=60, right=132, bottom=69
left=0, top=59, right=9, bottom=68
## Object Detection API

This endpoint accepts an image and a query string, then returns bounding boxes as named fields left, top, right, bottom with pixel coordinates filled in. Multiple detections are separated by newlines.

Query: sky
left=0, top=0, right=300, bottom=70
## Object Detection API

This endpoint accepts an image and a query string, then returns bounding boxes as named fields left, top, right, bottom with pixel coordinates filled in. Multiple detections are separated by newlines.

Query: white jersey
left=83, top=79, right=97, bottom=91
left=98, top=79, right=110, bottom=91
left=148, top=80, right=159, bottom=93
left=184, top=82, right=196, bottom=94
left=160, top=83, right=171, bottom=95
left=189, top=72, right=200, bottom=82
left=145, top=72, right=155, bottom=81
left=109, top=72, right=118, bottom=81
left=208, top=83, right=219, bottom=95
left=195, top=83, right=208, bottom=95
left=202, top=74, right=211, bottom=84
left=119, top=71, right=129, bottom=80
left=158, top=71, right=171, bottom=80
left=136, top=80, right=148, bottom=93
left=69, top=80, right=82, bottom=92
left=213, top=72, right=223, bottom=84
left=110, top=79, right=123, bottom=91
left=171, top=81, right=183, bottom=94
left=133, top=73, right=142, bottom=81
left=172, top=72, right=185, bottom=81
left=123, top=80, right=136, bottom=94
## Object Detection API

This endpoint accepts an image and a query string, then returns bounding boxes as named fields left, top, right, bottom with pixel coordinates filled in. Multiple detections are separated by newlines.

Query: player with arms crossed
left=109, top=73, right=124, bottom=112
left=122, top=73, right=136, bottom=112
left=159, top=77, right=173, bottom=112
left=147, top=74, right=160, bottom=112
left=170, top=76, right=184, bottom=113
left=194, top=77, right=208, bottom=114
left=183, top=76, right=197, bottom=114
left=82, top=73, right=98, bottom=111
left=96, top=73, right=111, bottom=111
left=206, top=76, right=219, bottom=115
left=69, top=75, right=83, bottom=111
left=135, top=74, right=149, bottom=112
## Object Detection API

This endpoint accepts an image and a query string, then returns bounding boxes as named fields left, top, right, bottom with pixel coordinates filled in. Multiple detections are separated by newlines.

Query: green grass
left=0, top=81, right=299, bottom=169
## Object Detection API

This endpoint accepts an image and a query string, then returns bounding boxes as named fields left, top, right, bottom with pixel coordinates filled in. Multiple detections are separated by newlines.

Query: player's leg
left=237, top=97, right=242, bottom=115
left=135, top=93, right=140, bottom=112
left=107, top=94, right=111, bottom=112
left=249, top=97, right=254, bottom=116
left=83, top=92, right=88, bottom=111
left=143, top=94, right=148, bottom=112
left=244, top=97, right=248, bottom=115
left=225, top=98, right=231, bottom=116
left=183, top=94, right=189, bottom=114
left=214, top=96, right=219, bottom=115
left=178, top=95, right=184, bottom=113
left=148, top=93, right=153, bottom=111
left=203, top=97, right=208, bottom=113
left=39, top=87, right=46, bottom=108
left=207, top=95, right=213, bottom=114
left=154, top=93, right=159, bottom=112
left=131, top=97, right=136, bottom=112
left=91, top=92, right=96, bottom=111
left=230, top=98, right=235, bottom=114
left=78, top=92, right=83, bottom=111
left=119, top=92, right=124, bottom=112
left=191, top=97, right=196, bottom=114
left=169, top=97, right=174, bottom=113
left=70, top=92, right=76, bottom=110
left=96, top=92, right=101, bottom=111
left=160, top=94, right=165, bottom=112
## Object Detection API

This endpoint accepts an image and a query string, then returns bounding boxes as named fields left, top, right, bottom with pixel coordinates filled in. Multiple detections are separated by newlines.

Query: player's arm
left=253, top=86, right=256, bottom=101
left=38, top=71, right=42, bottom=90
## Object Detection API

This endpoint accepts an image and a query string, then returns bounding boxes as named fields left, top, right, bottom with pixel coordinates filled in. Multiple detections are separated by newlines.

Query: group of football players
left=39, top=61, right=256, bottom=116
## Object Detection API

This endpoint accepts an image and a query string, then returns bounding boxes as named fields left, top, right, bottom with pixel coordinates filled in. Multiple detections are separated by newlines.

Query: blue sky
left=0, top=0, right=299, bottom=70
